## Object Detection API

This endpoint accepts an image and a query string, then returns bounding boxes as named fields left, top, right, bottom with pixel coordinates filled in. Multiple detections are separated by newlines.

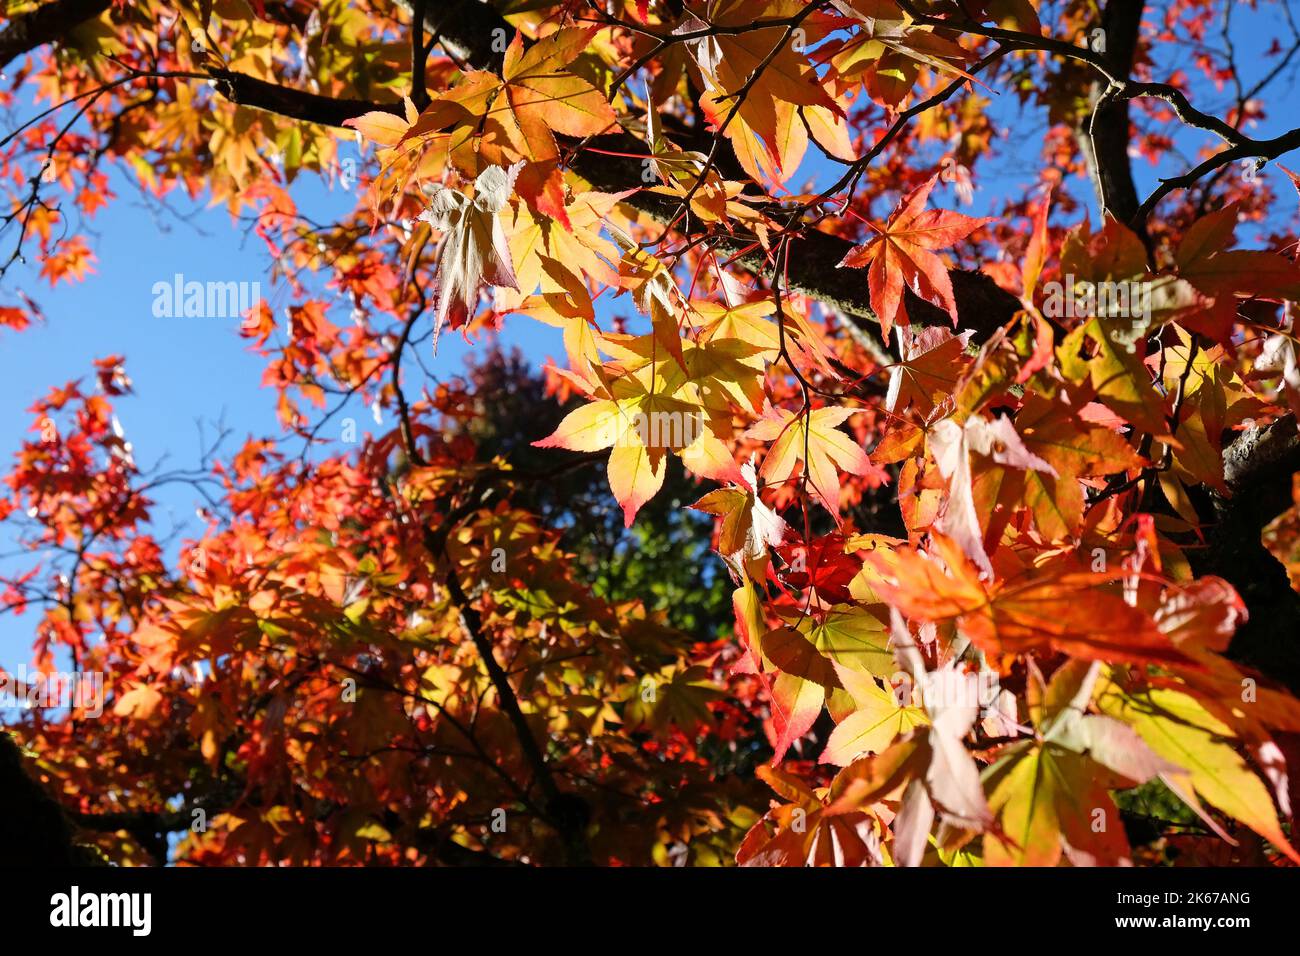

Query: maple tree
left=3, top=0, right=1300, bottom=868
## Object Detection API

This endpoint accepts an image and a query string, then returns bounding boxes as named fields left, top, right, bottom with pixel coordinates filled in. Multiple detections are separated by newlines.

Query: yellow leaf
left=1097, top=679, right=1300, bottom=863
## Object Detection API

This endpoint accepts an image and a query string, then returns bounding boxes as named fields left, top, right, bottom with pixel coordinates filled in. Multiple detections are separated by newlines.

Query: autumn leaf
left=775, top=534, right=862, bottom=603
left=1264, top=475, right=1300, bottom=593
left=869, top=535, right=1190, bottom=665
left=1059, top=318, right=1170, bottom=437
left=1020, top=187, right=1052, bottom=297
left=405, top=28, right=617, bottom=225
left=837, top=174, right=993, bottom=340
left=419, top=161, right=524, bottom=349
left=0, top=306, right=31, bottom=333
left=1175, top=202, right=1300, bottom=341
left=978, top=389, right=1144, bottom=541
left=1097, top=675, right=1300, bottom=865
left=692, top=460, right=790, bottom=573
left=822, top=663, right=927, bottom=766
left=761, top=625, right=840, bottom=688
left=39, top=236, right=96, bottom=286
left=679, top=4, right=843, bottom=183
left=746, top=406, right=886, bottom=516
left=885, top=326, right=972, bottom=416
left=797, top=605, right=894, bottom=676
left=737, top=765, right=885, bottom=867
left=114, top=683, right=163, bottom=719
left=827, top=660, right=992, bottom=864
left=828, top=6, right=978, bottom=108
left=623, top=665, right=725, bottom=734
left=929, top=413, right=1056, bottom=575
left=983, top=660, right=1174, bottom=866
left=767, top=668, right=827, bottom=765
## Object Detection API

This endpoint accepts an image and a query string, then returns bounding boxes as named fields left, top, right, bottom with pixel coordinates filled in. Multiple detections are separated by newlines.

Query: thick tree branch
left=198, top=72, right=1022, bottom=345
left=1195, top=418, right=1300, bottom=693
left=1077, top=0, right=1144, bottom=226
left=408, top=0, right=431, bottom=112
left=565, top=130, right=1021, bottom=339
left=0, top=731, right=98, bottom=864
left=0, top=0, right=111, bottom=71
left=208, top=69, right=388, bottom=128
left=166, top=76, right=1008, bottom=356
left=393, top=0, right=509, bottom=73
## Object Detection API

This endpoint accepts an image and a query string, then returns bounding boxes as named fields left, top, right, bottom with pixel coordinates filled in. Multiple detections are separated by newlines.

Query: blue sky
left=2, top=6, right=1300, bottom=663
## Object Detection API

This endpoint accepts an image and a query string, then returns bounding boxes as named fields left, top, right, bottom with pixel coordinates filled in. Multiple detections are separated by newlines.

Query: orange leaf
left=837, top=174, right=992, bottom=340
left=868, top=535, right=1190, bottom=665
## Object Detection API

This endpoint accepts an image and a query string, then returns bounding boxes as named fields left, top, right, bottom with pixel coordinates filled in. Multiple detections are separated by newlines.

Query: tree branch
left=393, top=0, right=509, bottom=73
left=891, top=0, right=1300, bottom=224
left=408, top=0, right=431, bottom=112
left=0, top=731, right=99, bottom=864
left=1196, top=417, right=1300, bottom=693
left=419, top=482, right=593, bottom=864
left=1133, top=126, right=1300, bottom=222
left=196, top=72, right=1022, bottom=344
left=0, top=0, right=111, bottom=71
left=207, top=69, right=388, bottom=128
left=1076, top=0, right=1144, bottom=226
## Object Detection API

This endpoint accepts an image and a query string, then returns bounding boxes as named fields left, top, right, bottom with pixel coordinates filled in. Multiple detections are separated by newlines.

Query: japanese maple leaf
left=677, top=5, right=846, bottom=184
left=775, top=534, right=860, bottom=603
left=868, top=535, right=1191, bottom=666
left=821, top=662, right=927, bottom=767
left=1172, top=202, right=1300, bottom=342
left=498, top=188, right=631, bottom=314
left=419, top=161, right=523, bottom=350
left=39, top=236, right=97, bottom=287
left=533, top=371, right=701, bottom=526
left=1059, top=318, right=1170, bottom=437
left=983, top=661, right=1176, bottom=867
left=406, top=28, right=617, bottom=226
left=929, top=413, right=1056, bottom=577
left=837, top=174, right=992, bottom=341
left=826, top=3, right=980, bottom=111
left=1096, top=675, right=1300, bottom=865
left=692, top=460, right=790, bottom=575
left=1264, top=474, right=1300, bottom=593
left=885, top=326, right=971, bottom=416
left=0, top=306, right=31, bottom=333
left=764, top=640, right=833, bottom=765
left=745, top=405, right=887, bottom=517
left=737, top=766, right=885, bottom=867
left=981, top=390, right=1144, bottom=542
left=823, top=615, right=991, bottom=864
